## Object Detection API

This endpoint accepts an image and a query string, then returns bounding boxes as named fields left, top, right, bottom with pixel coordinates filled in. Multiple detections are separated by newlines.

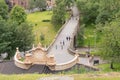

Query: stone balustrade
left=48, top=54, right=79, bottom=71
left=14, top=52, right=32, bottom=69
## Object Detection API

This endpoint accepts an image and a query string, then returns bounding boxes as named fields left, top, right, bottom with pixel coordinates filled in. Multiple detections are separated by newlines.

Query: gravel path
left=38, top=76, right=74, bottom=80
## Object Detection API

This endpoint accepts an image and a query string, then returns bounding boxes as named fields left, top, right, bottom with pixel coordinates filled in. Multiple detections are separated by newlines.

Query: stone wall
left=48, top=55, right=79, bottom=71
left=14, top=53, right=32, bottom=69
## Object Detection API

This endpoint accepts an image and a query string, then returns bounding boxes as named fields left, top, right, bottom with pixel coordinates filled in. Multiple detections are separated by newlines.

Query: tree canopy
left=28, top=0, right=46, bottom=11
left=0, top=5, right=34, bottom=58
left=98, top=21, right=120, bottom=68
left=10, top=5, right=27, bottom=24
left=0, top=1, right=8, bottom=19
left=51, top=2, right=66, bottom=26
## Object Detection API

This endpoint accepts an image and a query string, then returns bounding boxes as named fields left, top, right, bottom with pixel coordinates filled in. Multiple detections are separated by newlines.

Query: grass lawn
left=73, top=72, right=120, bottom=80
left=96, top=63, right=120, bottom=72
left=84, top=26, right=96, bottom=47
left=0, top=0, right=5, bottom=3
left=27, top=11, right=70, bottom=47
left=0, top=74, right=48, bottom=80
left=77, top=25, right=102, bottom=48
left=1, top=72, right=120, bottom=80
left=27, top=11, right=57, bottom=46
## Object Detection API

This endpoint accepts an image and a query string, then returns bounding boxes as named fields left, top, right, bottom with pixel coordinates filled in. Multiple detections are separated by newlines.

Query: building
left=46, top=0, right=55, bottom=9
left=8, top=0, right=28, bottom=9
left=5, top=0, right=55, bottom=10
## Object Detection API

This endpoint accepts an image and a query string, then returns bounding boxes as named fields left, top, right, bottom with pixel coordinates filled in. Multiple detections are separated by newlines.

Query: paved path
left=39, top=76, right=74, bottom=80
left=48, top=6, right=79, bottom=64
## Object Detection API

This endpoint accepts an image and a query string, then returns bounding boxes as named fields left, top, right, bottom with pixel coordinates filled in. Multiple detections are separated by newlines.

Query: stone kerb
left=46, top=18, right=71, bottom=52
left=49, top=55, right=79, bottom=71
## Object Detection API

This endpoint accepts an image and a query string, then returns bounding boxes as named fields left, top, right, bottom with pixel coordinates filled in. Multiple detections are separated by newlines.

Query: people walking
left=63, top=40, right=65, bottom=45
left=66, top=37, right=68, bottom=41
left=68, top=36, right=71, bottom=41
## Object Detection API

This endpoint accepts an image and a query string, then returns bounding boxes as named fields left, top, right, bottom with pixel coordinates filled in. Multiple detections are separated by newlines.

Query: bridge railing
left=14, top=52, right=32, bottom=69
left=49, top=54, right=79, bottom=71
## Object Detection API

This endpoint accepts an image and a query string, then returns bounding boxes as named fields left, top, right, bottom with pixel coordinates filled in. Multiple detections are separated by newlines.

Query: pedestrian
left=69, top=36, right=71, bottom=41
left=63, top=40, right=65, bottom=45
left=66, top=37, right=68, bottom=41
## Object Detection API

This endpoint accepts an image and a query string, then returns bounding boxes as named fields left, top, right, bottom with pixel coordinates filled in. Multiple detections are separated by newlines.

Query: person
left=63, top=40, right=65, bottom=45
left=66, top=37, right=68, bottom=41
left=69, top=36, right=71, bottom=41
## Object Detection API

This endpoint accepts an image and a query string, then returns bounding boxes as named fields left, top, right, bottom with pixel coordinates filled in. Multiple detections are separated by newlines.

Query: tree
left=10, top=5, right=27, bottom=24
left=35, top=0, right=46, bottom=11
left=12, top=22, right=34, bottom=51
left=0, top=1, right=8, bottom=19
left=77, top=0, right=99, bottom=24
left=0, top=16, right=12, bottom=56
left=63, top=0, right=74, bottom=8
left=28, top=0, right=36, bottom=11
left=99, top=21, right=120, bottom=69
left=51, top=2, right=66, bottom=26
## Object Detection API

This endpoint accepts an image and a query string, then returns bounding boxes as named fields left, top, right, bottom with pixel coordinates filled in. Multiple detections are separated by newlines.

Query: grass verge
left=27, top=11, right=56, bottom=46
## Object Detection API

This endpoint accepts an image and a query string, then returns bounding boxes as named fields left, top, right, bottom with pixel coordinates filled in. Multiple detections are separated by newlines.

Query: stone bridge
left=46, top=5, right=80, bottom=70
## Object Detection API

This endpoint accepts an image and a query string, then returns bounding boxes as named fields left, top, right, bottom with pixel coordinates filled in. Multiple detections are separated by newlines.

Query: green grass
left=0, top=0, right=4, bottom=2
left=84, top=26, right=96, bottom=47
left=0, top=74, right=48, bottom=80
left=1, top=72, right=120, bottom=80
left=77, top=25, right=102, bottom=47
left=97, top=63, right=120, bottom=72
left=27, top=11, right=57, bottom=46
left=27, top=11, right=70, bottom=47
left=73, top=72, right=120, bottom=80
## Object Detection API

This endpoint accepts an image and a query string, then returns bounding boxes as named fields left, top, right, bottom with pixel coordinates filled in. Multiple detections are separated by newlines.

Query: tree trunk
left=110, top=62, right=114, bottom=69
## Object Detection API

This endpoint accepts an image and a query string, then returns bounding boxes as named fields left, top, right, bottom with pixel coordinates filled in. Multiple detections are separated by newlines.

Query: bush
left=42, top=19, right=50, bottom=22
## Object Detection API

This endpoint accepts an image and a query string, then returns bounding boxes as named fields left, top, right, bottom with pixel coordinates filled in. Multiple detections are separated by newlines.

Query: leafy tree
left=0, top=1, right=8, bottom=19
left=28, top=0, right=36, bottom=11
left=99, top=21, right=120, bottom=69
left=10, top=5, right=27, bottom=24
left=0, top=19, right=34, bottom=57
left=55, top=0, right=62, bottom=5
left=35, top=0, right=46, bottom=11
left=77, top=0, right=99, bottom=24
left=63, top=0, right=74, bottom=8
left=0, top=17, right=12, bottom=56
left=10, top=22, right=34, bottom=53
left=51, top=2, right=66, bottom=26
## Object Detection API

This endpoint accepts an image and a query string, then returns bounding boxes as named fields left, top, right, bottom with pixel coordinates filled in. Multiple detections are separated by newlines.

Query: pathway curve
left=48, top=6, right=79, bottom=64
